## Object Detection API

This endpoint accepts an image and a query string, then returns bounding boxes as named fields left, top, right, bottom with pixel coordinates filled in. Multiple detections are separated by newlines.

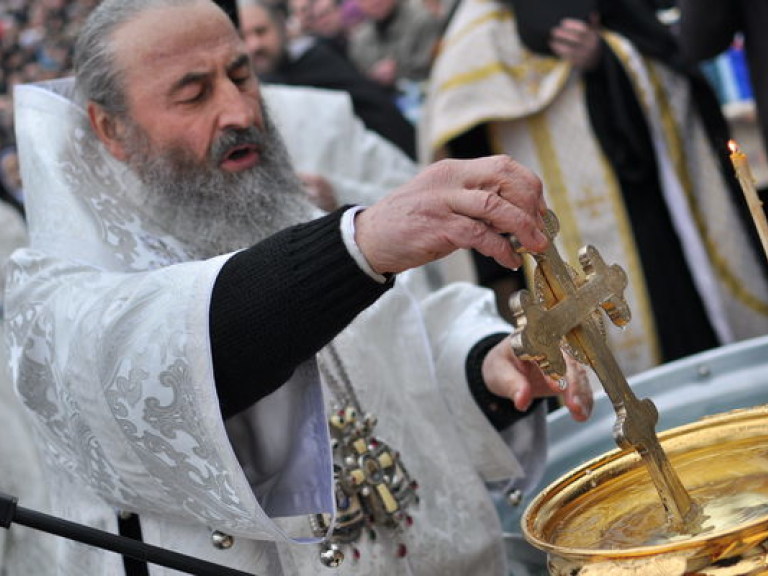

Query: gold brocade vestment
left=420, top=0, right=768, bottom=377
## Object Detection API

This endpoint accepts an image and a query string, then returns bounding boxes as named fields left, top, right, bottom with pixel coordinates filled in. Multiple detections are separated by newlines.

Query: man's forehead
left=240, top=4, right=274, bottom=29
left=111, top=2, right=242, bottom=80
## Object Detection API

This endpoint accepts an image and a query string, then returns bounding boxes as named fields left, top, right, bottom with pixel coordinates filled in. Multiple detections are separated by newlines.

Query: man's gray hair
left=73, top=0, right=201, bottom=115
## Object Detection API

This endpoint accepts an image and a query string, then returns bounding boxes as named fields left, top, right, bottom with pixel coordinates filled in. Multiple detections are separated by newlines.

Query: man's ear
left=88, top=101, right=128, bottom=161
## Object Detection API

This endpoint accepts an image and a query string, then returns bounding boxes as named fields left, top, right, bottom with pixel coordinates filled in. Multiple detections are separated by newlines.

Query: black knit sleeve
left=466, top=333, right=543, bottom=430
left=210, top=207, right=394, bottom=418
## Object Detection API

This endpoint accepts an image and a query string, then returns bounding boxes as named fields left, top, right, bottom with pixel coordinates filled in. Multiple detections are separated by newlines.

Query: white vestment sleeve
left=401, top=272, right=547, bottom=484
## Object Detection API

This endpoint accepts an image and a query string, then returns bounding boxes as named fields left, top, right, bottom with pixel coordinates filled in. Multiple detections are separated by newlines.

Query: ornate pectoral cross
left=509, top=210, right=700, bottom=532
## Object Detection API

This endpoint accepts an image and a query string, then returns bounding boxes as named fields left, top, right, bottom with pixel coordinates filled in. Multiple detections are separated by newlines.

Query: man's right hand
left=354, top=155, right=549, bottom=275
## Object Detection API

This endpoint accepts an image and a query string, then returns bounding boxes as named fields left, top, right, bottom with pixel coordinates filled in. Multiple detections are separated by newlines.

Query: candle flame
left=729, top=139, right=740, bottom=154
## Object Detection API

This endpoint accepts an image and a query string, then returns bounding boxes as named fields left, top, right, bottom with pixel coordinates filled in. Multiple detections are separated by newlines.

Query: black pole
left=0, top=492, right=257, bottom=576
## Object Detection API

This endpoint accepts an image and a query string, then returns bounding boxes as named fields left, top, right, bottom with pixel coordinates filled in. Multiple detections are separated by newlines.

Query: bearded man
left=5, top=1, right=591, bottom=575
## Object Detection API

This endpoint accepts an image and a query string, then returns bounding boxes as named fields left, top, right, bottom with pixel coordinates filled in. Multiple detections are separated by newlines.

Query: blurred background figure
left=421, top=0, right=768, bottom=379
left=347, top=0, right=443, bottom=121
left=349, top=0, right=441, bottom=88
left=677, top=1, right=768, bottom=164
left=307, top=0, right=352, bottom=55
left=238, top=0, right=418, bottom=158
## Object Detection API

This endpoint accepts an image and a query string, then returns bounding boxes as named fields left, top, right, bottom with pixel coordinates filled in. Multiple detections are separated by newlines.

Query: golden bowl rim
left=522, top=404, right=768, bottom=559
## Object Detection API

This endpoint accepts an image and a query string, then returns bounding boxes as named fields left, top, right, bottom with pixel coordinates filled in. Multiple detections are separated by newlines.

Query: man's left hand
left=482, top=338, right=593, bottom=422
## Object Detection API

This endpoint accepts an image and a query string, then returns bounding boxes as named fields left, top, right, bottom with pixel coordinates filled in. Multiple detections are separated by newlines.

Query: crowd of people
left=1, top=1, right=767, bottom=575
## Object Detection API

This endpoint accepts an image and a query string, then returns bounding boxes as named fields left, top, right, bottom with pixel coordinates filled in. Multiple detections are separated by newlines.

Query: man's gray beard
left=121, top=107, right=318, bottom=260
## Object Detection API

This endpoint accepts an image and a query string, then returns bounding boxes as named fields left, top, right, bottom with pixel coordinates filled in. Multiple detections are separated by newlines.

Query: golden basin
left=522, top=405, right=768, bottom=575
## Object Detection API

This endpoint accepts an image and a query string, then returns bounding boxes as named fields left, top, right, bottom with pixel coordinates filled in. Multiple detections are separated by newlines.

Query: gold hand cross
left=509, top=210, right=699, bottom=532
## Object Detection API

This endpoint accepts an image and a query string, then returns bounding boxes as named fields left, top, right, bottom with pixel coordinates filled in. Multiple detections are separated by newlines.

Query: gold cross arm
left=510, top=245, right=630, bottom=379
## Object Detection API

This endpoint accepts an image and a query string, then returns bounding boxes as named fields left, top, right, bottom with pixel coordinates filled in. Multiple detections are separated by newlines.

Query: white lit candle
left=729, top=139, right=768, bottom=263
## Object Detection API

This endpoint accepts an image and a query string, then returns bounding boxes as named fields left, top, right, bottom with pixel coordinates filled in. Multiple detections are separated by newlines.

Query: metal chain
left=317, top=341, right=362, bottom=413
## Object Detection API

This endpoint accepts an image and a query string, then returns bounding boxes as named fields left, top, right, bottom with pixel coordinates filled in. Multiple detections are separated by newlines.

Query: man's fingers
left=500, top=363, right=534, bottom=411
left=550, top=17, right=601, bottom=70
left=460, top=224, right=525, bottom=270
left=447, top=187, right=548, bottom=253
left=445, top=155, right=545, bottom=210
left=561, top=358, right=593, bottom=421
left=356, top=156, right=549, bottom=275
left=553, top=18, right=591, bottom=36
left=482, top=342, right=593, bottom=421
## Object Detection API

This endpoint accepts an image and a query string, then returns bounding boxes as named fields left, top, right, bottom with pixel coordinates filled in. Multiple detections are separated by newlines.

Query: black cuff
left=211, top=207, right=394, bottom=418
left=466, top=332, right=542, bottom=430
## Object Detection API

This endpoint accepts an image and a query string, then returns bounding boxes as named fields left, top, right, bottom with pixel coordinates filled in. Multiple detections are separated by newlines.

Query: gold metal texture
left=523, top=405, right=768, bottom=576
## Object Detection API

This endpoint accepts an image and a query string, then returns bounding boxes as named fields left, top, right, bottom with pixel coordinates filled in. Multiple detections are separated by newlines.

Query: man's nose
left=218, top=81, right=263, bottom=131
